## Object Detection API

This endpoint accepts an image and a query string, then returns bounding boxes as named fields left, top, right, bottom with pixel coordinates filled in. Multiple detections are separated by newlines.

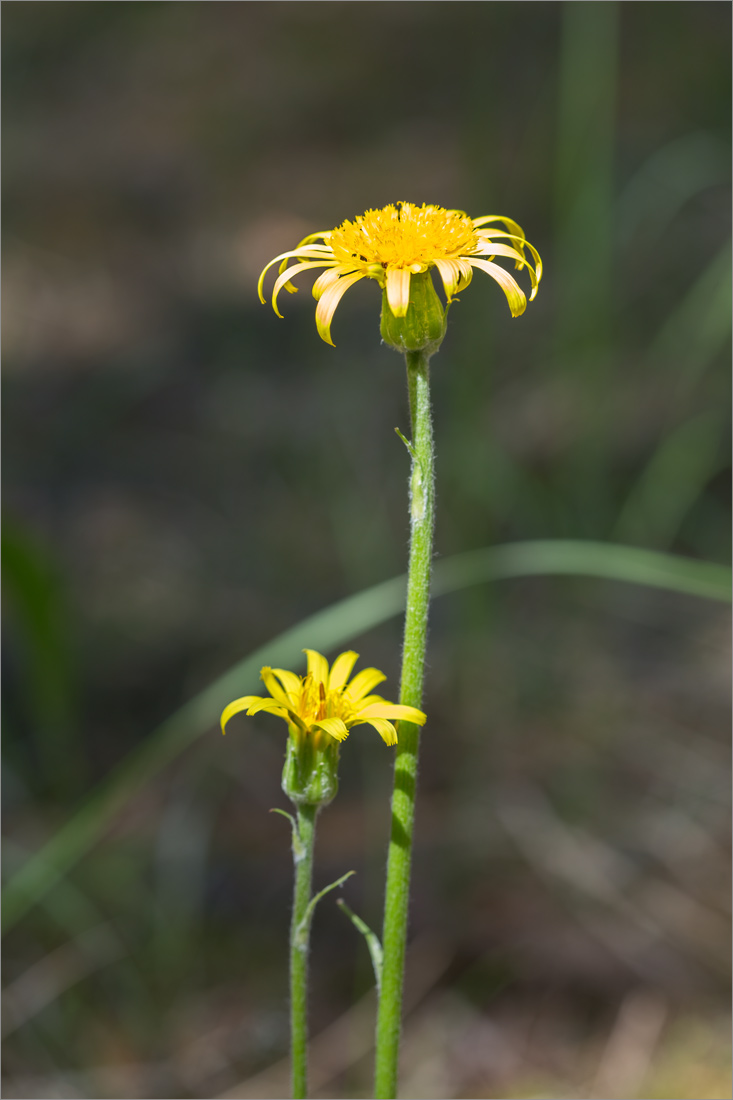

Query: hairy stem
left=290, top=802, right=317, bottom=1098
left=374, top=348, right=435, bottom=1098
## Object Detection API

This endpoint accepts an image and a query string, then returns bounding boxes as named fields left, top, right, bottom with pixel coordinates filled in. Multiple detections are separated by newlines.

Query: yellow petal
left=471, top=215, right=527, bottom=241
left=245, top=698, right=290, bottom=717
left=472, top=241, right=526, bottom=264
left=385, top=266, right=411, bottom=317
left=468, top=258, right=527, bottom=317
left=313, top=717, right=350, bottom=742
left=260, top=667, right=292, bottom=706
left=456, top=258, right=474, bottom=287
left=471, top=243, right=539, bottom=295
left=294, top=230, right=333, bottom=248
left=315, top=271, right=365, bottom=346
left=257, top=247, right=337, bottom=304
left=346, top=667, right=387, bottom=701
left=361, top=717, right=398, bottom=746
left=220, top=695, right=264, bottom=733
left=475, top=231, right=543, bottom=294
left=433, top=258, right=462, bottom=300
left=303, top=648, right=329, bottom=685
left=266, top=701, right=308, bottom=732
left=328, top=650, right=360, bottom=692
left=357, top=703, right=427, bottom=725
left=312, top=264, right=360, bottom=301
left=270, top=668, right=302, bottom=697
left=270, top=260, right=337, bottom=317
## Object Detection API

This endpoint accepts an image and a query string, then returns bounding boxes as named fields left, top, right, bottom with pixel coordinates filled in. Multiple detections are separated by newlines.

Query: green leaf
left=269, top=807, right=305, bottom=862
left=394, top=426, right=417, bottom=461
left=294, top=871, right=355, bottom=950
left=337, top=898, right=383, bottom=993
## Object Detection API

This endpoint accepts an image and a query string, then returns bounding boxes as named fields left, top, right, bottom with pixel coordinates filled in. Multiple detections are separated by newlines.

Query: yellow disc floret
left=329, top=203, right=479, bottom=270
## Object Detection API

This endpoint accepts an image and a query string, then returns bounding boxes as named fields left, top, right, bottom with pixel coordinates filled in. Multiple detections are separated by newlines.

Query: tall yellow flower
left=221, top=648, right=426, bottom=747
left=258, top=201, right=542, bottom=345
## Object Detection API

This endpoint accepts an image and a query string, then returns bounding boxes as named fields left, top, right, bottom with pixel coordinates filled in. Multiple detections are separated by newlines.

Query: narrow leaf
left=337, top=898, right=384, bottom=993
left=269, top=807, right=304, bottom=861
left=394, top=426, right=417, bottom=461
left=294, top=871, right=355, bottom=950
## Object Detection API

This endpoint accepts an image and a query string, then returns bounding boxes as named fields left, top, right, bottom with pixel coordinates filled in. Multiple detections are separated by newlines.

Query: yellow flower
left=258, top=201, right=542, bottom=345
left=221, top=648, right=426, bottom=746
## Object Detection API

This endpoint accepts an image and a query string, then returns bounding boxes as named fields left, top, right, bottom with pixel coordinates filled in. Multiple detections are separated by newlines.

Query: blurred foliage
left=2, top=3, right=731, bottom=1098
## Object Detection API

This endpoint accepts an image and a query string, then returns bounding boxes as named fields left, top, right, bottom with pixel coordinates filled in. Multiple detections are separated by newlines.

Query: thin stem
left=290, top=802, right=317, bottom=1099
left=375, top=349, right=435, bottom=1098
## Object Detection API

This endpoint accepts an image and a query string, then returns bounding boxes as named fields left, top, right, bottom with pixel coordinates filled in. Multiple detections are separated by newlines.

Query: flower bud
left=380, top=270, right=446, bottom=355
left=281, top=728, right=339, bottom=808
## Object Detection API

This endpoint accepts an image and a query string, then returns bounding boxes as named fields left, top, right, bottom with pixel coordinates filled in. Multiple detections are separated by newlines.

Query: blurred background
left=2, top=3, right=731, bottom=1098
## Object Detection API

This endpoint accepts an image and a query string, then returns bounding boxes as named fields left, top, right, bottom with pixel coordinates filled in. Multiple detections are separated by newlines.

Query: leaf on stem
left=394, top=426, right=418, bottom=461
left=269, top=807, right=305, bottom=861
left=294, top=871, right=355, bottom=950
left=336, top=898, right=384, bottom=993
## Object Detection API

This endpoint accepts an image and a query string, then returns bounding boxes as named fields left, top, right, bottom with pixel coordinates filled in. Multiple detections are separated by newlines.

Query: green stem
left=375, top=349, right=435, bottom=1098
left=290, top=802, right=317, bottom=1099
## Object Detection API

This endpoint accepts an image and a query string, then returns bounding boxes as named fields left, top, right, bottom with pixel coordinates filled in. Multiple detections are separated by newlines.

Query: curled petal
left=472, top=242, right=526, bottom=264
left=471, top=215, right=527, bottom=242
left=456, top=258, right=474, bottom=286
left=385, top=266, right=411, bottom=317
left=433, top=258, right=462, bottom=301
left=294, top=230, right=333, bottom=248
left=433, top=257, right=472, bottom=300
left=257, top=247, right=337, bottom=304
left=312, top=265, right=360, bottom=301
left=328, top=650, right=360, bottom=692
left=270, top=261, right=337, bottom=317
left=468, top=258, right=527, bottom=317
left=471, top=242, right=539, bottom=296
left=475, top=231, right=543, bottom=295
left=313, top=717, right=350, bottom=742
left=346, top=667, right=387, bottom=701
left=315, top=270, right=365, bottom=345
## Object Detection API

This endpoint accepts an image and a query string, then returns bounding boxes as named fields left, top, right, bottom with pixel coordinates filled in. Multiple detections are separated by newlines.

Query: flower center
left=298, top=674, right=350, bottom=724
left=329, top=202, right=478, bottom=269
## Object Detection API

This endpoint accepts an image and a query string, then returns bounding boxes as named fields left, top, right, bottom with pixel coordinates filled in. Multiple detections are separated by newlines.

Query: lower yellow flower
left=258, top=201, right=542, bottom=345
left=221, top=648, right=426, bottom=747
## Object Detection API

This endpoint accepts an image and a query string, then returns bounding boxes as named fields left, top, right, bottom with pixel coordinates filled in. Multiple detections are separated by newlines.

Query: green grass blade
left=648, top=243, right=732, bottom=392
left=613, top=411, right=729, bottom=547
left=3, top=540, right=729, bottom=933
left=431, top=540, right=731, bottom=604
left=554, top=1, right=617, bottom=353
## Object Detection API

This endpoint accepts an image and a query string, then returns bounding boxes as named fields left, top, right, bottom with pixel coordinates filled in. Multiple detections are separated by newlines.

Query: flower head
left=221, top=648, right=426, bottom=747
left=258, top=201, right=542, bottom=345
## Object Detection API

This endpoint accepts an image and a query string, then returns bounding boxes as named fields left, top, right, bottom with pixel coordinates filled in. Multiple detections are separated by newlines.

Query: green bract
left=380, top=271, right=447, bottom=355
